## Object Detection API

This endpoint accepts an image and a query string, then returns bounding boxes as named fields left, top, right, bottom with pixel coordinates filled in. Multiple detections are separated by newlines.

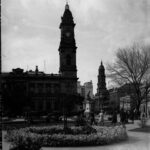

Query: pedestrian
left=125, top=110, right=129, bottom=123
left=90, top=112, right=96, bottom=125
left=130, top=110, right=134, bottom=124
left=98, top=110, right=104, bottom=126
left=134, top=109, right=137, bottom=119
left=112, top=110, right=117, bottom=125
left=141, top=112, right=146, bottom=127
left=120, top=108, right=126, bottom=125
left=138, top=110, right=141, bottom=120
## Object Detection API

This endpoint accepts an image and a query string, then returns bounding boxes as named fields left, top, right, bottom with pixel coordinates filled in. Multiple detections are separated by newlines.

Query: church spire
left=60, top=1, right=75, bottom=28
left=99, top=60, right=104, bottom=70
left=65, top=1, right=69, bottom=10
left=97, top=61, right=106, bottom=92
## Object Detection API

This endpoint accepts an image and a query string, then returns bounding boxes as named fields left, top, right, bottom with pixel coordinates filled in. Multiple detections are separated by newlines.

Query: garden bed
left=5, top=125, right=128, bottom=150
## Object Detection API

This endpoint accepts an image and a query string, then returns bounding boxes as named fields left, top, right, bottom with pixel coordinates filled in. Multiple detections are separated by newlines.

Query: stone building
left=109, top=83, right=137, bottom=112
left=77, top=81, right=82, bottom=95
left=109, top=88, right=120, bottom=112
left=94, top=62, right=109, bottom=113
left=83, top=81, right=94, bottom=99
left=140, top=83, right=150, bottom=117
left=1, top=3, right=83, bottom=116
left=77, top=81, right=93, bottom=99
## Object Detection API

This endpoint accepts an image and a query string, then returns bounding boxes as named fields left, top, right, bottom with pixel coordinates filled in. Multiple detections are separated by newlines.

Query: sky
left=2, top=0, right=150, bottom=94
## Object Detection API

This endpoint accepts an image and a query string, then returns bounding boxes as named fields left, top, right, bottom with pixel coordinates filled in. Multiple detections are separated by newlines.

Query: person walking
left=141, top=112, right=146, bottom=128
left=112, top=110, right=117, bottom=125
left=120, top=108, right=126, bottom=127
left=130, top=109, right=134, bottom=124
left=90, top=112, right=96, bottom=125
left=125, top=110, right=129, bottom=123
left=98, top=110, right=104, bottom=126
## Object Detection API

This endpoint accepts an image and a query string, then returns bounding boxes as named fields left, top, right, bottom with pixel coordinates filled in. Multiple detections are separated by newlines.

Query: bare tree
left=107, top=43, right=150, bottom=114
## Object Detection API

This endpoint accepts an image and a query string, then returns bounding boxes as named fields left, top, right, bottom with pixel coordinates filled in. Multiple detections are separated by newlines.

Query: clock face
left=65, top=32, right=71, bottom=37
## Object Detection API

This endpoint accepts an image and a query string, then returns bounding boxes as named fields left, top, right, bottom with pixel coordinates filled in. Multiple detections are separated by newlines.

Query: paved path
left=2, top=120, right=150, bottom=150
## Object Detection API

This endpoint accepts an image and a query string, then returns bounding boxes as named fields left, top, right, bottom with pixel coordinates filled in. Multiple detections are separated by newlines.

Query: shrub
left=75, top=116, right=87, bottom=126
left=5, top=125, right=127, bottom=148
left=20, top=125, right=97, bottom=135
left=6, top=130, right=42, bottom=150
left=81, top=125, right=97, bottom=134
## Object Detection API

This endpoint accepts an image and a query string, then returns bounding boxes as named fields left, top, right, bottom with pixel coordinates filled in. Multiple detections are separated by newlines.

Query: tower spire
left=65, top=0, right=69, bottom=10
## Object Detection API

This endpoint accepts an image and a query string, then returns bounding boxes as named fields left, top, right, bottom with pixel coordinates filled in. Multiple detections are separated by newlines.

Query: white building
left=120, top=95, right=131, bottom=111
left=77, top=80, right=93, bottom=99
left=77, top=81, right=82, bottom=95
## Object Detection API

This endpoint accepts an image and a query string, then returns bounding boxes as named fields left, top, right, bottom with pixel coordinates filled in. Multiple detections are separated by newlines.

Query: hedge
left=5, top=125, right=128, bottom=150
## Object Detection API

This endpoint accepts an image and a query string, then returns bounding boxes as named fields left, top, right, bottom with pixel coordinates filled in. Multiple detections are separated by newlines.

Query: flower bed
left=5, top=125, right=127, bottom=150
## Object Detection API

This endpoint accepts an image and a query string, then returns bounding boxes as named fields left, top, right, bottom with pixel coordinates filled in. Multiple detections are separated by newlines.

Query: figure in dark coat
left=112, top=110, right=117, bottom=125
left=90, top=112, right=96, bottom=125
left=120, top=108, right=126, bottom=124
left=130, top=110, right=134, bottom=124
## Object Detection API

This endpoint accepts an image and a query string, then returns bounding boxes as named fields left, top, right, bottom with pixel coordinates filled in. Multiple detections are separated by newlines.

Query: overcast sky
left=2, top=0, right=150, bottom=93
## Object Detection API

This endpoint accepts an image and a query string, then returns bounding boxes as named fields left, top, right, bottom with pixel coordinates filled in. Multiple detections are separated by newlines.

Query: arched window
left=66, top=55, right=71, bottom=65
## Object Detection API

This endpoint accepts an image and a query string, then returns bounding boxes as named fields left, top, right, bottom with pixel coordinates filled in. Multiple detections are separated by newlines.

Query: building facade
left=109, top=84, right=134, bottom=112
left=77, top=81, right=93, bottom=99
left=83, top=81, right=94, bottom=99
left=2, top=4, right=83, bottom=116
left=77, top=80, right=94, bottom=99
left=108, top=88, right=120, bottom=112
left=140, top=83, right=150, bottom=117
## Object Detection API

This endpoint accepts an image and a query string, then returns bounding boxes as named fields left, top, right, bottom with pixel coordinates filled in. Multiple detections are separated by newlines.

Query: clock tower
left=59, top=3, right=77, bottom=94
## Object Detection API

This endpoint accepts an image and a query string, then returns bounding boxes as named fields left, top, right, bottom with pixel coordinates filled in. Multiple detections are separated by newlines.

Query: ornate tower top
left=99, top=61, right=105, bottom=70
left=60, top=3, right=75, bottom=28
left=65, top=2, right=69, bottom=10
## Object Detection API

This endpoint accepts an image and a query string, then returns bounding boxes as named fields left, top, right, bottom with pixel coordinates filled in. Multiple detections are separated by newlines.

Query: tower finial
left=65, top=0, right=69, bottom=10
left=101, top=60, right=103, bottom=66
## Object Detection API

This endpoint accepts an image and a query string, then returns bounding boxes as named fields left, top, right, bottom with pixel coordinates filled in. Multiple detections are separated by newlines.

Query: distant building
left=77, top=81, right=82, bottom=95
left=77, top=81, right=93, bottom=99
left=109, top=84, right=133, bottom=112
left=140, top=83, right=150, bottom=117
left=108, top=83, right=140, bottom=112
left=94, top=62, right=109, bottom=113
left=83, top=81, right=94, bottom=99
left=108, top=88, right=120, bottom=112
left=1, top=3, right=83, bottom=116
left=120, top=95, right=131, bottom=111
